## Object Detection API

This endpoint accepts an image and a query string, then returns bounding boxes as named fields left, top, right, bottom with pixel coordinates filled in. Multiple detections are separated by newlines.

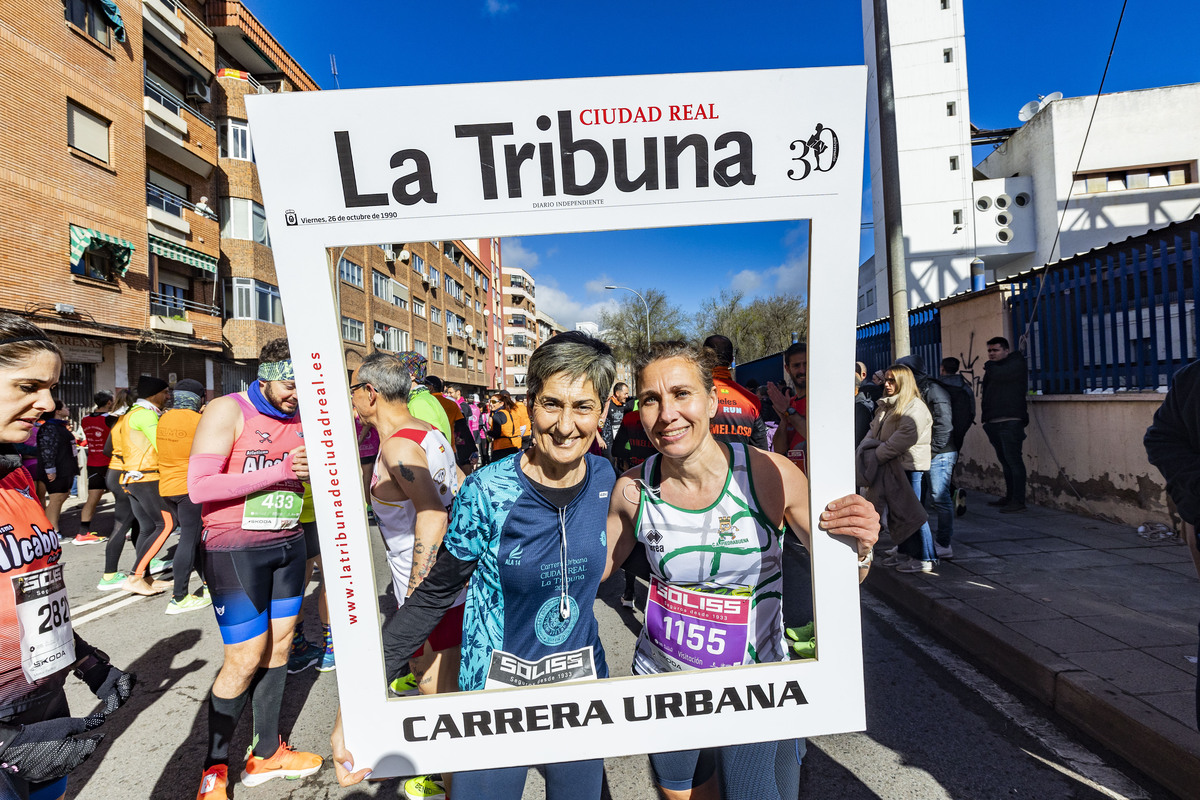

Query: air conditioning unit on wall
left=186, top=77, right=211, bottom=104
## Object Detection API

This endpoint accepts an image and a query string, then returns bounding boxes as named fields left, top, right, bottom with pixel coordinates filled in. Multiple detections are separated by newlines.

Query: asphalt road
left=51, top=500, right=1173, bottom=799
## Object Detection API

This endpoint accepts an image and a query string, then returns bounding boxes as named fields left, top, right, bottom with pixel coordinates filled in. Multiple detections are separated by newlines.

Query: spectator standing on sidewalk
left=895, top=355, right=954, bottom=558
left=1144, top=359, right=1200, bottom=729
left=939, top=357, right=976, bottom=520
left=854, top=363, right=874, bottom=448
left=77, top=391, right=114, bottom=542
left=860, top=364, right=938, bottom=573
left=981, top=337, right=1029, bottom=513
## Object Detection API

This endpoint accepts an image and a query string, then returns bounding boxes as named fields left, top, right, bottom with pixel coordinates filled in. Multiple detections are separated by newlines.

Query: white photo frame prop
left=247, top=67, right=866, bottom=778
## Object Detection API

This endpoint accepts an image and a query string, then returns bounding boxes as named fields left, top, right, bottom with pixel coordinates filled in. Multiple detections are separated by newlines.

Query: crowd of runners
left=0, top=313, right=879, bottom=800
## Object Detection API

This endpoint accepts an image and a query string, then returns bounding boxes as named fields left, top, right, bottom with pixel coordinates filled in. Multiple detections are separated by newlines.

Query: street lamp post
left=604, top=285, right=650, bottom=349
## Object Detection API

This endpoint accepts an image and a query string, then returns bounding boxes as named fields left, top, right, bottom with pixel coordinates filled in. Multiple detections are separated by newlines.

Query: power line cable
left=1020, top=0, right=1129, bottom=345
left=1018, top=0, right=1128, bottom=519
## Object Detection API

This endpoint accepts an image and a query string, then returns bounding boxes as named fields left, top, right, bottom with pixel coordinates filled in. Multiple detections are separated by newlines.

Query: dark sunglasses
left=349, top=382, right=371, bottom=393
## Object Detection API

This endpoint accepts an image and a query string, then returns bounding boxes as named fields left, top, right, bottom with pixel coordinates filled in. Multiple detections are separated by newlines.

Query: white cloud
left=535, top=282, right=618, bottom=331
left=502, top=237, right=539, bottom=269
left=730, top=269, right=763, bottom=294
left=584, top=275, right=612, bottom=294
left=770, top=256, right=809, bottom=295
left=724, top=257, right=808, bottom=299
left=485, top=0, right=514, bottom=15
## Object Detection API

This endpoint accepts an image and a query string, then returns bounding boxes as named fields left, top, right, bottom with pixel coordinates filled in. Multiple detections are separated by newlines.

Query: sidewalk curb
left=867, top=566, right=1200, bottom=799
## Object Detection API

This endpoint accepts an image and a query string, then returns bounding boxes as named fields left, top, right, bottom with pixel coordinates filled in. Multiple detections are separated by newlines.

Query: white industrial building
left=859, top=0, right=1200, bottom=324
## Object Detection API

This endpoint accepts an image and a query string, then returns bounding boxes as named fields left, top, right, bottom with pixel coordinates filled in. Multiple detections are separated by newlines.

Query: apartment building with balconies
left=0, top=0, right=325, bottom=412
left=333, top=241, right=491, bottom=395
left=0, top=0, right=227, bottom=413
left=502, top=266, right=536, bottom=398
left=207, top=0, right=320, bottom=389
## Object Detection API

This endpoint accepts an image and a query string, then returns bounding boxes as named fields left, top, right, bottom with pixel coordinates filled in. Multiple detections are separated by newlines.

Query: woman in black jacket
left=36, top=400, right=77, bottom=531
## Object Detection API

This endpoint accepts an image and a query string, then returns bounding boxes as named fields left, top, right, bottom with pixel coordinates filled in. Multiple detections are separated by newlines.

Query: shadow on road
left=65, top=628, right=208, bottom=797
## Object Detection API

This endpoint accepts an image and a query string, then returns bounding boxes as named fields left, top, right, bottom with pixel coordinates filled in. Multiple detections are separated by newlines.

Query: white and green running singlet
left=632, top=443, right=788, bottom=675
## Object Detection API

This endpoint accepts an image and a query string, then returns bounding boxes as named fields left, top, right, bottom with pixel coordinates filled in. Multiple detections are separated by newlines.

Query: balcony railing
left=144, top=75, right=215, bottom=129
left=171, top=0, right=214, bottom=36
left=150, top=291, right=220, bottom=317
left=147, top=183, right=218, bottom=220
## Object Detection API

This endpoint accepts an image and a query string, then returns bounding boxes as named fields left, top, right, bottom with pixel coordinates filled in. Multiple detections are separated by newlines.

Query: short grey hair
left=356, top=352, right=412, bottom=404
left=526, top=331, right=616, bottom=406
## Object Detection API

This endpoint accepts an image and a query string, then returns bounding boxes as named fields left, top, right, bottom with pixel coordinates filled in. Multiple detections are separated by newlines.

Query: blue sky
left=250, top=0, right=1197, bottom=328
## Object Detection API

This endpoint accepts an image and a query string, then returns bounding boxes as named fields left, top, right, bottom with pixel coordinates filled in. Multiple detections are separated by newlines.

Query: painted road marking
left=72, top=594, right=148, bottom=627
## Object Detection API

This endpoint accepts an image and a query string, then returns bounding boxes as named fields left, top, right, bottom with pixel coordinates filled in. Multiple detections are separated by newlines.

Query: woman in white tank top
left=603, top=340, right=880, bottom=800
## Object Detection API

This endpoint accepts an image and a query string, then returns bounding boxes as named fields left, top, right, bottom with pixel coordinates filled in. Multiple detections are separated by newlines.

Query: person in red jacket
left=76, top=391, right=114, bottom=543
left=702, top=335, right=769, bottom=449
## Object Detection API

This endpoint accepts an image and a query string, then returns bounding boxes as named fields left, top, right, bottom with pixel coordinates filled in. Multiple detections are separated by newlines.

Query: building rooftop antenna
left=1017, top=91, right=1062, bottom=123
left=330, top=54, right=340, bottom=90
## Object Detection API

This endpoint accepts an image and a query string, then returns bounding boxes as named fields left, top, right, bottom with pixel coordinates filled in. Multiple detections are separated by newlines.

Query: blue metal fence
left=1009, top=223, right=1200, bottom=393
left=855, top=307, right=943, bottom=375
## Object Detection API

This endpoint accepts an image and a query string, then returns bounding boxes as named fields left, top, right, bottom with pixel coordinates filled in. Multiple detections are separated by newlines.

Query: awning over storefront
left=99, top=0, right=126, bottom=43
left=149, top=235, right=217, bottom=273
left=69, top=224, right=135, bottom=276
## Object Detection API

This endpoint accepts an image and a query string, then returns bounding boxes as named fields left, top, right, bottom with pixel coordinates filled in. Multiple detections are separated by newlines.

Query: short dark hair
left=526, top=331, right=616, bottom=407
left=260, top=337, right=291, bottom=363
left=424, top=374, right=444, bottom=392
left=942, top=357, right=960, bottom=373
left=613, top=381, right=629, bottom=394
left=93, top=390, right=113, bottom=407
left=986, top=336, right=1010, bottom=349
left=784, top=342, right=807, bottom=362
left=702, top=335, right=734, bottom=367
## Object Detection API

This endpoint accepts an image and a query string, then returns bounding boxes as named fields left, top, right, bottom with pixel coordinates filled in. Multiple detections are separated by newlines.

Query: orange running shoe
left=196, top=764, right=228, bottom=799
left=240, top=738, right=323, bottom=787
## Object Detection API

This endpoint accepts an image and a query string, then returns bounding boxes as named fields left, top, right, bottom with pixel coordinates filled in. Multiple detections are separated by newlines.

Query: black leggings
left=164, top=494, right=204, bottom=599
left=125, top=481, right=173, bottom=578
left=103, top=469, right=140, bottom=573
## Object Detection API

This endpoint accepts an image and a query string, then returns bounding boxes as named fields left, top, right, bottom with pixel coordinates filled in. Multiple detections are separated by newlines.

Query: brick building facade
left=0, top=0, right=322, bottom=416
left=3, top=0, right=507, bottom=417
left=334, top=241, right=493, bottom=397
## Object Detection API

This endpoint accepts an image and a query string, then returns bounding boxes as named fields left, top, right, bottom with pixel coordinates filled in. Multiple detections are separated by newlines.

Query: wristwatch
left=857, top=549, right=873, bottom=569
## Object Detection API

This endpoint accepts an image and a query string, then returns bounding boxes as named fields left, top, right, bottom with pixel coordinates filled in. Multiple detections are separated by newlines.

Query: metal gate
left=58, top=362, right=95, bottom=423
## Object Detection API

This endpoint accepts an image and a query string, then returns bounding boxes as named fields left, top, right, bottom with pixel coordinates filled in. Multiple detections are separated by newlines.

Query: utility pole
left=872, top=0, right=911, bottom=359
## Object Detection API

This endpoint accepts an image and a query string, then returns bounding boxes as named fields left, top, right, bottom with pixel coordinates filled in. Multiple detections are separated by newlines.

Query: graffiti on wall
left=957, top=330, right=983, bottom=396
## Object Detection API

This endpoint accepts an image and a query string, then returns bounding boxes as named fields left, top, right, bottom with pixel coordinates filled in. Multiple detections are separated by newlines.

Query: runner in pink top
left=187, top=338, right=322, bottom=798
left=196, top=392, right=304, bottom=547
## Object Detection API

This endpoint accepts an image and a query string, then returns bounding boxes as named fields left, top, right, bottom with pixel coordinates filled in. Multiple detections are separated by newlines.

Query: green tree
left=598, top=288, right=687, bottom=363
left=694, top=291, right=807, bottom=364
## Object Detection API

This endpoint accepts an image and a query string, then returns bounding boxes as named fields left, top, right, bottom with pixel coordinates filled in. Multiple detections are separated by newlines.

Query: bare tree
left=599, top=288, right=687, bottom=363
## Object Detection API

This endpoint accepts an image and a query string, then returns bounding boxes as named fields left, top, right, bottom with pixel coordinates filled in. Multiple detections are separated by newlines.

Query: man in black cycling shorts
left=188, top=338, right=321, bottom=799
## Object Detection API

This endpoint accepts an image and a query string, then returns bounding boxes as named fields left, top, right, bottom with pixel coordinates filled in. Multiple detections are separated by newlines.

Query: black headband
left=0, top=336, right=52, bottom=346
